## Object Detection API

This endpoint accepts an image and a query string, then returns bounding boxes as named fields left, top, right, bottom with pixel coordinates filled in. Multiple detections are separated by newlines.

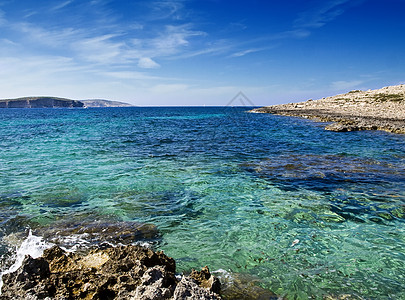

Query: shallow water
left=0, top=107, right=404, bottom=299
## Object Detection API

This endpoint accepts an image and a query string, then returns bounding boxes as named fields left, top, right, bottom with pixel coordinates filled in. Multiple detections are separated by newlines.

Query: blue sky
left=0, top=0, right=404, bottom=106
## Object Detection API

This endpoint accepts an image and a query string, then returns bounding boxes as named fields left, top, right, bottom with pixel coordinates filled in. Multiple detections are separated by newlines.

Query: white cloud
left=169, top=40, right=233, bottom=59
left=148, top=0, right=185, bottom=20
left=0, top=38, right=18, bottom=46
left=51, top=0, right=74, bottom=11
left=330, top=80, right=364, bottom=91
left=74, top=34, right=125, bottom=63
left=150, top=25, right=205, bottom=55
left=230, top=48, right=263, bottom=58
left=294, top=0, right=361, bottom=29
left=138, top=57, right=160, bottom=69
left=11, top=22, right=79, bottom=48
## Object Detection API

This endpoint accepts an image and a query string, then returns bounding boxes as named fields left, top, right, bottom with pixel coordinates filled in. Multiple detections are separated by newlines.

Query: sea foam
left=0, top=230, right=53, bottom=293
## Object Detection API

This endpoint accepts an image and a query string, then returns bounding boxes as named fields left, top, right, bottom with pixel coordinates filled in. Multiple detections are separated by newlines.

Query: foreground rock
left=251, top=84, right=405, bottom=134
left=1, top=245, right=221, bottom=300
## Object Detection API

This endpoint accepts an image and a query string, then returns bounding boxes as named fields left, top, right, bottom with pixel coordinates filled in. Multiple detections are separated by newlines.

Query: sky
left=0, top=0, right=404, bottom=106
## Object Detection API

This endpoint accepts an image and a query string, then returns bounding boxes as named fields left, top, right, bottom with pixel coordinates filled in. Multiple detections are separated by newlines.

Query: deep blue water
left=0, top=107, right=404, bottom=299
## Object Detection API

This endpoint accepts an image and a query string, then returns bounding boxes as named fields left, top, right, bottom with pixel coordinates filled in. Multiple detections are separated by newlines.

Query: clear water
left=0, top=107, right=404, bottom=299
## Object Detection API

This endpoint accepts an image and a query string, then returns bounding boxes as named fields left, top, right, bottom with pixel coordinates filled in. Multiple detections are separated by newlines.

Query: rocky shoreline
left=0, top=221, right=223, bottom=299
left=251, top=84, right=405, bottom=134
left=0, top=245, right=221, bottom=300
left=0, top=220, right=282, bottom=299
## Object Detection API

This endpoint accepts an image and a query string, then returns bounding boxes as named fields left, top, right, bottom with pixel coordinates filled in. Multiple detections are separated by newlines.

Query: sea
left=0, top=107, right=404, bottom=299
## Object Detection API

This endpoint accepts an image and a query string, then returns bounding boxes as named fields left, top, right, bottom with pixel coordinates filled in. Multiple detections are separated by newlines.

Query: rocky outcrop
left=0, top=97, right=84, bottom=108
left=1, top=245, right=222, bottom=300
left=251, top=84, right=405, bottom=134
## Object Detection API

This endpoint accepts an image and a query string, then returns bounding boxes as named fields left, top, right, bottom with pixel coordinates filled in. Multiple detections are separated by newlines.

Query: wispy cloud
left=147, top=0, right=186, bottom=20
left=169, top=40, right=233, bottom=59
left=138, top=57, right=160, bottom=69
left=51, top=0, right=74, bottom=12
left=73, top=34, right=125, bottom=63
left=229, top=48, right=264, bottom=58
left=294, top=0, right=362, bottom=29
left=12, top=22, right=79, bottom=47
left=331, top=80, right=364, bottom=90
left=150, top=25, right=206, bottom=55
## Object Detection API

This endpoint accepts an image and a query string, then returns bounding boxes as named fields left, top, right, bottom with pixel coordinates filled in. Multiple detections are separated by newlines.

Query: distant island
left=0, top=97, right=133, bottom=108
left=251, top=84, right=405, bottom=134
left=81, top=99, right=134, bottom=108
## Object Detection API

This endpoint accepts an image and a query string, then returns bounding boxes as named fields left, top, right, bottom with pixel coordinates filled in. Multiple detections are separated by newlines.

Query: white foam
left=133, top=241, right=152, bottom=248
left=211, top=268, right=234, bottom=285
left=0, top=230, right=53, bottom=294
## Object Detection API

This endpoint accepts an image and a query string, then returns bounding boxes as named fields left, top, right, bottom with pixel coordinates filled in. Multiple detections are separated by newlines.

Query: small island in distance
left=0, top=97, right=133, bottom=108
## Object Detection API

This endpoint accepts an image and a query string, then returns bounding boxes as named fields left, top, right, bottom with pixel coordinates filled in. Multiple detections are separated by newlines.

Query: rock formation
left=0, top=245, right=222, bottom=300
left=251, top=84, right=405, bottom=134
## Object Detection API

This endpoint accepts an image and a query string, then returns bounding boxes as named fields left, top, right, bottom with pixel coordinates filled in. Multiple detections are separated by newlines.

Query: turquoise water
left=0, top=107, right=404, bottom=299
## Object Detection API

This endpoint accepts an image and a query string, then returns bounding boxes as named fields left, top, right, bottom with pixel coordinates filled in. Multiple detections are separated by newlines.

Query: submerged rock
left=0, top=245, right=222, bottom=300
left=219, top=272, right=280, bottom=300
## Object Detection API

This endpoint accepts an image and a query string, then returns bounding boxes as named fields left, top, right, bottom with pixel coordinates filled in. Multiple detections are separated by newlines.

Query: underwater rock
left=0, top=245, right=222, bottom=300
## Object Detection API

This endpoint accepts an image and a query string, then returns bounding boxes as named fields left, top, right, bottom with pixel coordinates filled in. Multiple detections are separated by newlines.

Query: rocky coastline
left=0, top=220, right=223, bottom=300
left=251, top=84, right=405, bottom=134
left=0, top=245, right=221, bottom=300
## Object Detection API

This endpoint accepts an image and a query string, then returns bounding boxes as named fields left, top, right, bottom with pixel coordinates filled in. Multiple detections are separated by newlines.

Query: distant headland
left=0, top=97, right=133, bottom=108
left=251, top=84, right=405, bottom=134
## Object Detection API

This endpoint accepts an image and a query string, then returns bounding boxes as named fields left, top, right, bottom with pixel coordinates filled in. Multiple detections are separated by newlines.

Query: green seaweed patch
left=373, top=93, right=404, bottom=102
left=348, top=90, right=362, bottom=94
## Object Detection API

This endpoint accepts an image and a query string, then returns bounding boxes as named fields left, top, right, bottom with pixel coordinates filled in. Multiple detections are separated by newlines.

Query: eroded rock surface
left=1, top=245, right=221, bottom=300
